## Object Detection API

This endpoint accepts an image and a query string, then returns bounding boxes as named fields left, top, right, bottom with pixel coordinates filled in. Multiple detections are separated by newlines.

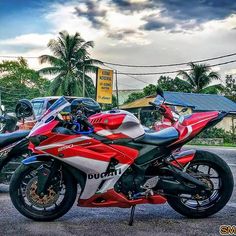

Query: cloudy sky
left=0, top=0, right=236, bottom=89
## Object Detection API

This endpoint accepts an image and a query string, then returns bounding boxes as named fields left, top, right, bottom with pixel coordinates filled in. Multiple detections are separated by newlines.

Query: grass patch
left=187, top=143, right=236, bottom=148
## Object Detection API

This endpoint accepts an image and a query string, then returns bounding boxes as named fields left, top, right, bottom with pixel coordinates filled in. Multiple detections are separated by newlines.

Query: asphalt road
left=0, top=146, right=236, bottom=236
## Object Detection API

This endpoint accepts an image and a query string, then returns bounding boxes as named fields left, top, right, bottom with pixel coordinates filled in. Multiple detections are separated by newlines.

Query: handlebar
left=83, top=118, right=94, bottom=130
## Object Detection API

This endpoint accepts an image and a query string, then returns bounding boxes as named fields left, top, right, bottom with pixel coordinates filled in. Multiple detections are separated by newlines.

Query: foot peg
left=142, top=176, right=159, bottom=189
left=129, top=205, right=136, bottom=226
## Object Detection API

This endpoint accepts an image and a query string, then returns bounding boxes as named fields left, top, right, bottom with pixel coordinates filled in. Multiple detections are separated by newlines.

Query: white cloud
left=45, top=3, right=104, bottom=40
left=225, top=68, right=236, bottom=76
left=1, top=1, right=236, bottom=89
left=0, top=33, right=53, bottom=48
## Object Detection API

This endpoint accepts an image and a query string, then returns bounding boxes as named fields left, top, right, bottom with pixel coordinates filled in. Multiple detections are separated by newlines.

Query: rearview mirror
left=156, top=87, right=164, bottom=98
left=15, top=99, right=34, bottom=119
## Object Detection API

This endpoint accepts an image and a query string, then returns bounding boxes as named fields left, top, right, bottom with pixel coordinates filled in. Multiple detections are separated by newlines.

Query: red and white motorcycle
left=9, top=90, right=234, bottom=225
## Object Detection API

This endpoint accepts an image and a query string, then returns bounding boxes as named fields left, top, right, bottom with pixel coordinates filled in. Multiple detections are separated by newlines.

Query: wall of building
left=216, top=116, right=235, bottom=132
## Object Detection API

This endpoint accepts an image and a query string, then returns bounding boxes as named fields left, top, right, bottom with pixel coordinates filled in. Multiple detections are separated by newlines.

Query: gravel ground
left=0, top=146, right=235, bottom=236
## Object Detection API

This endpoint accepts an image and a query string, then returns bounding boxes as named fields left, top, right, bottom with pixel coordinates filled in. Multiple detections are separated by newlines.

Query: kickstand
left=129, top=205, right=136, bottom=226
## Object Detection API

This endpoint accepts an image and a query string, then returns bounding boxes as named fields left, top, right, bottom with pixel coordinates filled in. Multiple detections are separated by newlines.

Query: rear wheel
left=10, top=162, right=77, bottom=221
left=167, top=151, right=234, bottom=218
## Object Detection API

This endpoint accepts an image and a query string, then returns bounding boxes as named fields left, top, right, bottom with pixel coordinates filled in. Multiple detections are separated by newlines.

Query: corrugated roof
left=120, top=96, right=155, bottom=109
left=154, top=92, right=236, bottom=112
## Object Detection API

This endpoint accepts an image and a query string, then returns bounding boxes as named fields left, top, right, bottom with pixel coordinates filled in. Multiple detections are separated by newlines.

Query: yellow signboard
left=96, top=69, right=113, bottom=104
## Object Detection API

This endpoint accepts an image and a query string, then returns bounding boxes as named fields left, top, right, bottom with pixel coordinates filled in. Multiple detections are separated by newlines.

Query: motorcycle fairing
left=25, top=97, right=224, bottom=207
left=32, top=131, right=140, bottom=199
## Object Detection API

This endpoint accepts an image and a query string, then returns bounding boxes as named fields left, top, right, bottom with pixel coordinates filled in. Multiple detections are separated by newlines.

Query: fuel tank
left=89, top=110, right=145, bottom=140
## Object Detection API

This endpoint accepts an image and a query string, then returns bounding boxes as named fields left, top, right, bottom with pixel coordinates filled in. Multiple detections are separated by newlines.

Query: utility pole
left=82, top=65, right=85, bottom=97
left=0, top=91, right=1, bottom=115
left=82, top=55, right=85, bottom=97
left=115, top=70, right=119, bottom=109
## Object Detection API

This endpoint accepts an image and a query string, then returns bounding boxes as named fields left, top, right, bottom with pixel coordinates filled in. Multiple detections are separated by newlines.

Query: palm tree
left=177, top=63, right=223, bottom=94
left=38, top=31, right=101, bottom=97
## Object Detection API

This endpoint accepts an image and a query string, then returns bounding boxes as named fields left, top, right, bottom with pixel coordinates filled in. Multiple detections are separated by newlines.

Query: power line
left=0, top=55, right=38, bottom=59
left=116, top=59, right=236, bottom=76
left=1, top=52, right=236, bottom=69
left=103, top=64, right=149, bottom=85
left=102, top=52, right=236, bottom=67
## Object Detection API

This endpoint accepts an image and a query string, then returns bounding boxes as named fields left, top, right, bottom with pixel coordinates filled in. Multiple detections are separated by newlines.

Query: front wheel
left=9, top=162, right=77, bottom=221
left=167, top=150, right=234, bottom=218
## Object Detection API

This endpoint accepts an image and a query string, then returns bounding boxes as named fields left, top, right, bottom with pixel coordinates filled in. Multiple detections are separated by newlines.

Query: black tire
left=0, top=146, right=30, bottom=183
left=10, top=163, right=77, bottom=221
left=167, top=150, right=234, bottom=218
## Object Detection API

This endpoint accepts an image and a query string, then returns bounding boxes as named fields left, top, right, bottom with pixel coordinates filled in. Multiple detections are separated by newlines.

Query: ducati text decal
left=58, top=144, right=74, bottom=152
left=88, top=168, right=122, bottom=179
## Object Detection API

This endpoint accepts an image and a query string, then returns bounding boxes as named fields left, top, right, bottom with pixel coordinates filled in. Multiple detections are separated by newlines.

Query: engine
left=114, top=166, right=145, bottom=198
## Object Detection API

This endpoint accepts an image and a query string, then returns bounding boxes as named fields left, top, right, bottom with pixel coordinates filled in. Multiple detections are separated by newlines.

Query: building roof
left=120, top=91, right=236, bottom=112
left=154, top=91, right=236, bottom=112
left=120, top=95, right=155, bottom=109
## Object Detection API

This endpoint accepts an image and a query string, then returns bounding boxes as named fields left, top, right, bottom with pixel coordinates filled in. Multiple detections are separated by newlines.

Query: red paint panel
left=171, top=155, right=194, bottom=167
left=171, top=111, right=220, bottom=147
left=89, top=113, right=126, bottom=130
left=30, top=120, right=59, bottom=136
left=106, top=133, right=129, bottom=140
left=181, top=111, right=219, bottom=126
left=79, top=189, right=166, bottom=208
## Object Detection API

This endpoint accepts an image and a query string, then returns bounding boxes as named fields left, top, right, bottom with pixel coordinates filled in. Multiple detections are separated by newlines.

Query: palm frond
left=50, top=75, right=64, bottom=95
left=47, top=39, right=66, bottom=60
left=38, top=66, right=62, bottom=75
left=200, top=84, right=224, bottom=94
left=79, top=41, right=94, bottom=50
left=84, top=59, right=103, bottom=65
left=207, top=71, right=220, bottom=80
left=39, top=55, right=64, bottom=66
left=178, top=70, right=196, bottom=87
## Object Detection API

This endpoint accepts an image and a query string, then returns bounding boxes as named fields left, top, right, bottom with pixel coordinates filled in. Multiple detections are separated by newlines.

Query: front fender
left=22, top=154, right=52, bottom=165
left=22, top=155, right=86, bottom=190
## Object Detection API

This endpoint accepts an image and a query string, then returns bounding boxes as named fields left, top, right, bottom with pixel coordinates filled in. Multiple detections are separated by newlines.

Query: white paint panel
left=62, top=156, right=109, bottom=199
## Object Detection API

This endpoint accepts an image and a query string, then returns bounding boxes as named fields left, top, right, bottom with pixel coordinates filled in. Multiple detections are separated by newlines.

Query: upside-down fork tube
left=22, top=155, right=86, bottom=195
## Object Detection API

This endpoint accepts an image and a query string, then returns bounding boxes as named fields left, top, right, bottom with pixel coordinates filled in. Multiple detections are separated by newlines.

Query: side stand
left=129, top=205, right=136, bottom=226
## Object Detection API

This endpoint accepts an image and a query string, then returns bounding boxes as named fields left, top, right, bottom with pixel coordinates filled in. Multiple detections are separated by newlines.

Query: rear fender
left=22, top=155, right=86, bottom=189
left=171, top=149, right=196, bottom=166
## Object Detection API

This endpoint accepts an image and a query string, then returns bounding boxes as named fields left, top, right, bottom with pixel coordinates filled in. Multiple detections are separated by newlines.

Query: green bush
left=198, top=127, right=234, bottom=143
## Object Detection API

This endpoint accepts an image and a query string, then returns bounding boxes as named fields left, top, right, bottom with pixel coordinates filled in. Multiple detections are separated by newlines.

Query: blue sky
left=0, top=0, right=236, bottom=89
left=0, top=0, right=51, bottom=39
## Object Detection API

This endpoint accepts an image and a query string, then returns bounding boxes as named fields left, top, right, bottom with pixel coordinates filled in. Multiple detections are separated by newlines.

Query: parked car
left=18, top=96, right=101, bottom=130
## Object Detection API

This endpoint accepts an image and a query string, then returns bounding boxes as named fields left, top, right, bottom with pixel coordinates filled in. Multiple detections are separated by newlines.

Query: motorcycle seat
left=0, top=130, right=30, bottom=148
left=134, top=127, right=179, bottom=146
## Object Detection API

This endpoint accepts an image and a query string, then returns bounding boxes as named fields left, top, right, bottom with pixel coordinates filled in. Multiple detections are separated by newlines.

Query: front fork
left=36, top=161, right=60, bottom=196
